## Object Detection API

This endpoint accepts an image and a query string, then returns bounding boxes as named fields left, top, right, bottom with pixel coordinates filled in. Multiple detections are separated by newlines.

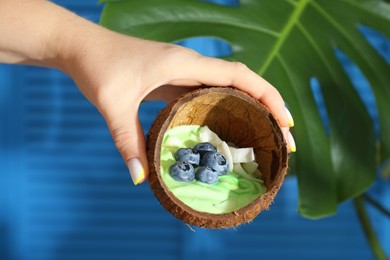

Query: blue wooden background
left=0, top=1, right=389, bottom=259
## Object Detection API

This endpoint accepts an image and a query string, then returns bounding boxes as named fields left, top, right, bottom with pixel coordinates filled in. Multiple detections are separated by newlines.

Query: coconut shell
left=146, top=87, right=288, bottom=229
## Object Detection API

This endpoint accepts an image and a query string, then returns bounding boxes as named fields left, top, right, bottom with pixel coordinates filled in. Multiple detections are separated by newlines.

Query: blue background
left=0, top=1, right=389, bottom=259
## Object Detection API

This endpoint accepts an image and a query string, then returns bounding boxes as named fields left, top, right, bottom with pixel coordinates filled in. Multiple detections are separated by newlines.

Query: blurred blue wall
left=0, top=1, right=389, bottom=259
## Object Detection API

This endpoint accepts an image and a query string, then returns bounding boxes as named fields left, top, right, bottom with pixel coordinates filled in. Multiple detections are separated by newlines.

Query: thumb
left=107, top=109, right=149, bottom=185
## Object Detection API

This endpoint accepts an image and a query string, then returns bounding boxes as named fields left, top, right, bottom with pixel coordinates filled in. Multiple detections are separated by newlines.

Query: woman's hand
left=60, top=28, right=296, bottom=185
left=0, top=0, right=295, bottom=185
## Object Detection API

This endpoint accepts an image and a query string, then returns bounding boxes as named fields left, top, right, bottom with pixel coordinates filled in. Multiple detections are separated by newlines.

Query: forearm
left=0, top=0, right=116, bottom=100
left=0, top=0, right=59, bottom=66
left=0, top=0, right=105, bottom=71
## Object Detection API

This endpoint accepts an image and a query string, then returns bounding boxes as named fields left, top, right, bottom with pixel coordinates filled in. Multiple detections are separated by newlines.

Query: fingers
left=184, top=55, right=296, bottom=152
left=144, top=84, right=197, bottom=103
left=281, top=127, right=297, bottom=153
left=106, top=107, right=149, bottom=185
left=187, top=56, right=291, bottom=128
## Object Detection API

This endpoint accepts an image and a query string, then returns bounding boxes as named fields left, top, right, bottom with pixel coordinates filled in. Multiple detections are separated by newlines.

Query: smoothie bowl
left=146, top=87, right=288, bottom=228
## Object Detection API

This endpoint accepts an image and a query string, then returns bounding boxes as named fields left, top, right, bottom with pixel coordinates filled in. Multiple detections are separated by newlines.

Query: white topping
left=199, top=125, right=222, bottom=147
left=229, top=147, right=255, bottom=163
left=241, top=161, right=259, bottom=174
left=233, top=163, right=247, bottom=176
left=233, top=163, right=262, bottom=182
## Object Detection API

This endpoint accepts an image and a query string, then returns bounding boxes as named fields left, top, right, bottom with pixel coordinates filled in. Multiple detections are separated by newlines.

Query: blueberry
left=200, top=152, right=229, bottom=176
left=174, top=148, right=200, bottom=166
left=193, top=142, right=217, bottom=158
left=195, top=166, right=218, bottom=184
left=169, top=161, right=195, bottom=182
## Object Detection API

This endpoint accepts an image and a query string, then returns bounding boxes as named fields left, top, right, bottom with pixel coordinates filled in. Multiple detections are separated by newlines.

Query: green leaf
left=99, top=0, right=390, bottom=218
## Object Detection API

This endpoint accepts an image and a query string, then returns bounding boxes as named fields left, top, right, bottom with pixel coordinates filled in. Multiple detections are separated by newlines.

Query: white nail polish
left=285, top=107, right=295, bottom=127
left=288, top=131, right=296, bottom=153
left=127, top=158, right=145, bottom=185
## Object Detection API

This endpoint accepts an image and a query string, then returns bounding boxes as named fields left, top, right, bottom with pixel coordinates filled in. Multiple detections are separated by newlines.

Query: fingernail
left=285, top=107, right=295, bottom=127
left=288, top=131, right=297, bottom=153
left=127, top=158, right=145, bottom=185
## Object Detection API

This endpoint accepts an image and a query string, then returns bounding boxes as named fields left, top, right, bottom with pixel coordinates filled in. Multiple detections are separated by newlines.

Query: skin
left=0, top=0, right=294, bottom=184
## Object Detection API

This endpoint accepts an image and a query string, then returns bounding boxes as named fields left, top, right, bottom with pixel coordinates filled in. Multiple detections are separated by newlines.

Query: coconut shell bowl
left=146, top=87, right=288, bottom=228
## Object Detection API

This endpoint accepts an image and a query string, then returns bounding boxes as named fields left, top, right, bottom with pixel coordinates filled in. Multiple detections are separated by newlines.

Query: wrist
left=43, top=7, right=101, bottom=73
left=0, top=0, right=61, bottom=66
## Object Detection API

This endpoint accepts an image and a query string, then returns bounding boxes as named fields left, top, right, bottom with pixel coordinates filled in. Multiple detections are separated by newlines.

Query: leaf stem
left=363, top=193, right=390, bottom=218
left=353, top=196, right=388, bottom=260
left=258, top=0, right=311, bottom=75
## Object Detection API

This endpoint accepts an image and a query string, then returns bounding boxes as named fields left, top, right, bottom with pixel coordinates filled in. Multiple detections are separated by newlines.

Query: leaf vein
left=296, top=22, right=340, bottom=84
left=310, top=1, right=384, bottom=83
left=118, top=18, right=280, bottom=38
left=259, top=0, right=311, bottom=75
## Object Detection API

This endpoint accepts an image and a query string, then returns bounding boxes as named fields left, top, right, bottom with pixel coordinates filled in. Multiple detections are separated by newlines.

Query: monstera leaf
left=99, top=0, right=390, bottom=218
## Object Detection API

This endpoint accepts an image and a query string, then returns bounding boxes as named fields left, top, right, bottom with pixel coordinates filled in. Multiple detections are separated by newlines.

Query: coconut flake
left=199, top=126, right=222, bottom=147
left=229, top=147, right=255, bottom=163
left=233, top=163, right=247, bottom=176
left=233, top=163, right=262, bottom=182
left=241, top=161, right=259, bottom=174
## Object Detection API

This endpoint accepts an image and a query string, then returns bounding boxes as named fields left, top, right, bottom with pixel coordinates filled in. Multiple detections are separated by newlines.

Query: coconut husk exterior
left=146, top=87, right=288, bottom=229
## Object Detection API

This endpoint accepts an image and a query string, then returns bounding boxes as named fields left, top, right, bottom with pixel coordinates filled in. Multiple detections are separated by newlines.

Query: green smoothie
left=160, top=125, right=266, bottom=214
